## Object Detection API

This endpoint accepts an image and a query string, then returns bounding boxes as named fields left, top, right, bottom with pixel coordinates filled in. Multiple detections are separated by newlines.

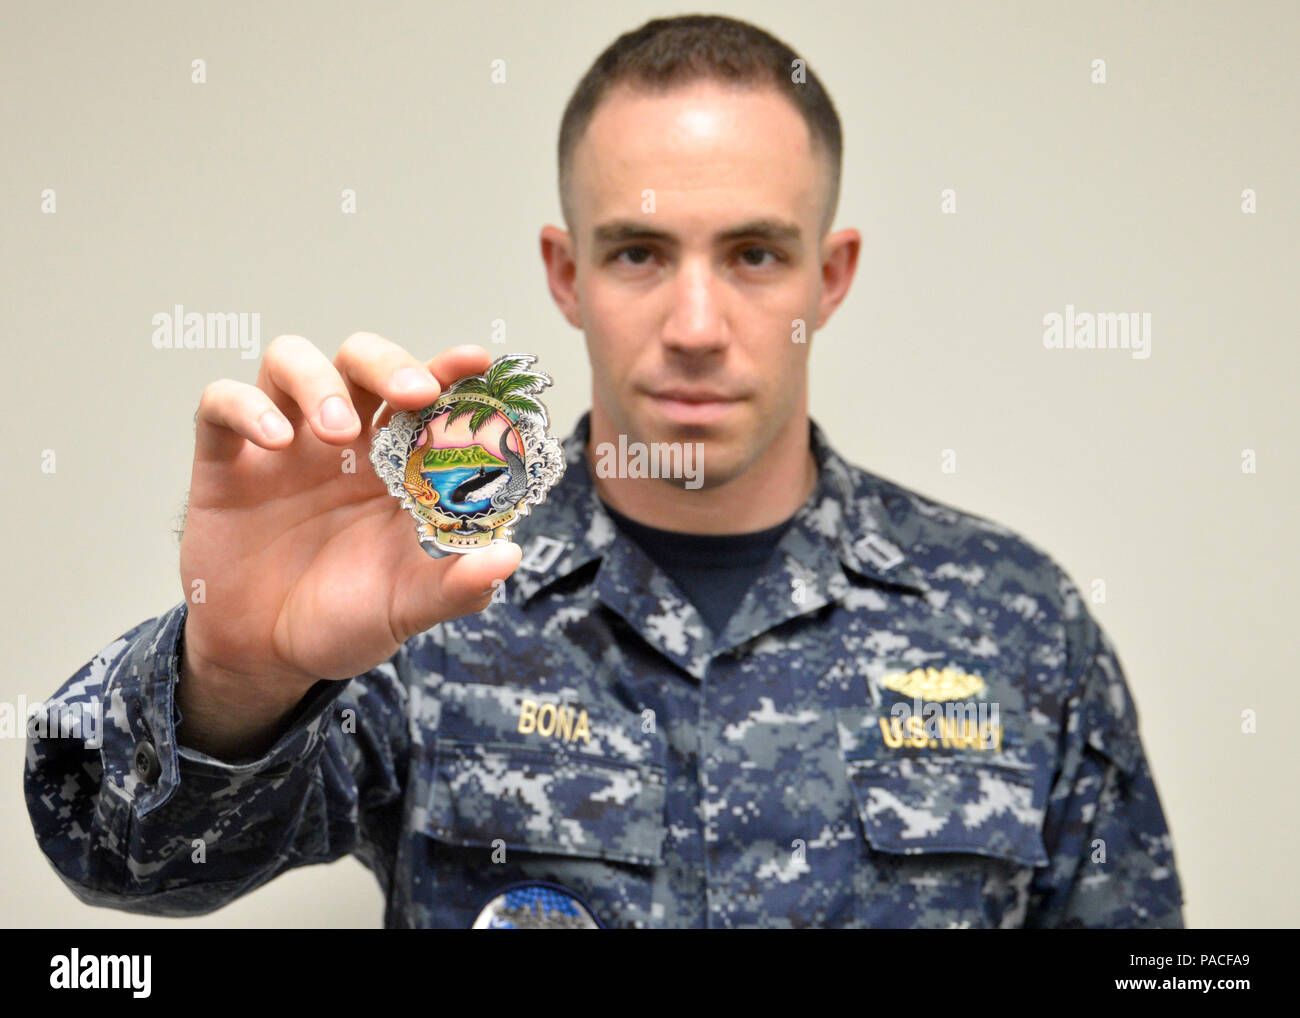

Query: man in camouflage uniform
left=24, top=15, right=1184, bottom=928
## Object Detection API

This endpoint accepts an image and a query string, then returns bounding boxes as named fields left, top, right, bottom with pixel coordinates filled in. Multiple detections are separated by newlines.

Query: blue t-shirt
left=598, top=498, right=797, bottom=637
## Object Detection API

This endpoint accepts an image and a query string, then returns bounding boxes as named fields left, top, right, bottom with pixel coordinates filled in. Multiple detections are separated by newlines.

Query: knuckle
left=265, top=333, right=308, bottom=363
left=338, top=331, right=382, bottom=361
left=343, top=330, right=382, bottom=347
left=198, top=378, right=233, bottom=408
left=452, top=343, right=489, bottom=360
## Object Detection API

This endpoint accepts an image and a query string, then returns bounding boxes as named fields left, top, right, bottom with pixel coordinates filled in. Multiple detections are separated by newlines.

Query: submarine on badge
left=369, top=352, right=565, bottom=556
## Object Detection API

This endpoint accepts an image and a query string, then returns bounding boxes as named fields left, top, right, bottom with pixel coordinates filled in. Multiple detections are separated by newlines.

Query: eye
left=612, top=245, right=655, bottom=266
left=739, top=246, right=782, bottom=268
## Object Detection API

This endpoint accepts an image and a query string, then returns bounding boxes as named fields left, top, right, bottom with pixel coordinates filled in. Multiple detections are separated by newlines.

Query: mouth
left=645, top=389, right=743, bottom=425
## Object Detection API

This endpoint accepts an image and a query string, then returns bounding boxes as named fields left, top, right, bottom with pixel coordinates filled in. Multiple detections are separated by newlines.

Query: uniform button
left=132, top=739, right=162, bottom=784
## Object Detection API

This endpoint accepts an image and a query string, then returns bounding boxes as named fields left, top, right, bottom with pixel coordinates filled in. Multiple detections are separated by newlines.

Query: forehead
left=572, top=79, right=821, bottom=227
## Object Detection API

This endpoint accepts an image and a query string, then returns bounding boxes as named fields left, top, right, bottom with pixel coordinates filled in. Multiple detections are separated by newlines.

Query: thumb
left=398, top=539, right=524, bottom=634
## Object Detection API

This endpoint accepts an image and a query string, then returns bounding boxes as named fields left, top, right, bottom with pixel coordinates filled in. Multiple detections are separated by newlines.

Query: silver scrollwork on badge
left=369, top=353, right=565, bottom=556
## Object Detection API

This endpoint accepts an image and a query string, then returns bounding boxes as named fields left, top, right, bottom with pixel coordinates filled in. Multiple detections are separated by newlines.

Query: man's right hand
left=176, top=334, right=523, bottom=758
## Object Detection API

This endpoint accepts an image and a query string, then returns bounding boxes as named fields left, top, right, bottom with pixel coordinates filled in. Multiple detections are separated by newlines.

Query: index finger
left=371, top=344, right=495, bottom=430
left=427, top=345, right=495, bottom=390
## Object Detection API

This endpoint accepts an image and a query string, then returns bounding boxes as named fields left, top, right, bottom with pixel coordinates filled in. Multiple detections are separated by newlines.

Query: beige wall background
left=2, top=0, right=1295, bottom=928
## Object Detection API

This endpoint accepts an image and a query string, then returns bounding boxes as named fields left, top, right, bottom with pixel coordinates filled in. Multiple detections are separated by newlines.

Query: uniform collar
left=510, top=411, right=929, bottom=678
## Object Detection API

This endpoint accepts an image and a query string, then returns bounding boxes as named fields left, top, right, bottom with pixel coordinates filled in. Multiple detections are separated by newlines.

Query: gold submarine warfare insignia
left=880, top=666, right=986, bottom=701
left=369, top=353, right=565, bottom=557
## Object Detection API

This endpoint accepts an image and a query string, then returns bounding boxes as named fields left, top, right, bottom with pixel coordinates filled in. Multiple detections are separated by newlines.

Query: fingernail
left=259, top=411, right=291, bottom=441
left=320, top=396, right=355, bottom=430
left=392, top=367, right=436, bottom=394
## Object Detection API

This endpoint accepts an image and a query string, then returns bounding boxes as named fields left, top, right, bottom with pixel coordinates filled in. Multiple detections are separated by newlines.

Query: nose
left=661, top=257, right=729, bottom=356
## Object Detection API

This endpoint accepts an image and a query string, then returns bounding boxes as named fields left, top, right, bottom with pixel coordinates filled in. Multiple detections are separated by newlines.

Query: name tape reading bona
left=517, top=698, right=591, bottom=744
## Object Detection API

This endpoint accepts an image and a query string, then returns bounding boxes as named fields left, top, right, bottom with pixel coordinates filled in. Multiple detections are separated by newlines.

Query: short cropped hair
left=557, top=14, right=844, bottom=238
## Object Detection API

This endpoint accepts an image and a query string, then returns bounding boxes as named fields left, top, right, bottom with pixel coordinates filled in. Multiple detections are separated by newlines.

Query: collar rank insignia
left=471, top=881, right=602, bottom=929
left=369, top=353, right=565, bottom=556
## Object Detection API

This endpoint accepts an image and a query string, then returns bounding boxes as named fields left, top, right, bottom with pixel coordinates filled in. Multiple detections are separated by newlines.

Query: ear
left=540, top=225, right=583, bottom=330
left=815, top=228, right=861, bottom=330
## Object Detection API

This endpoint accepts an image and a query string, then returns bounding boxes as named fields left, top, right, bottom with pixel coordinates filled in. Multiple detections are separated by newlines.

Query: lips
left=651, top=389, right=737, bottom=403
left=645, top=388, right=742, bottom=425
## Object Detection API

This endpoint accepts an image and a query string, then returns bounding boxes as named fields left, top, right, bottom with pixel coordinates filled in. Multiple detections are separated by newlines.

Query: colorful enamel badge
left=471, top=881, right=602, bottom=929
left=369, top=353, right=565, bottom=556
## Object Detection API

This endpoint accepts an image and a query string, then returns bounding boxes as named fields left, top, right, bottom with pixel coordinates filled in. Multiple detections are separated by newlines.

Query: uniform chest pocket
left=413, top=681, right=667, bottom=928
left=425, top=739, right=667, bottom=866
left=836, top=707, right=1050, bottom=928
left=842, top=754, right=1048, bottom=867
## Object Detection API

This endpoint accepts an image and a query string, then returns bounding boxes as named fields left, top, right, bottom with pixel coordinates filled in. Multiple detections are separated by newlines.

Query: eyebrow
left=591, top=217, right=803, bottom=248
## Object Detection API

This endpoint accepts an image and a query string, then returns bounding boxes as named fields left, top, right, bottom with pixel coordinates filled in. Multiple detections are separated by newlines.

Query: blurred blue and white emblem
left=471, top=882, right=601, bottom=929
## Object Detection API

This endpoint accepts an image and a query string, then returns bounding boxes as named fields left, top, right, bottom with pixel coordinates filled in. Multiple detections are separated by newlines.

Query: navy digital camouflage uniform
left=24, top=411, right=1186, bottom=927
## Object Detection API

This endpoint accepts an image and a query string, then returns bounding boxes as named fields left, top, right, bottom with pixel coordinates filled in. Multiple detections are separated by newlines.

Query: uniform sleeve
left=1025, top=596, right=1186, bottom=928
left=24, top=600, right=412, bottom=918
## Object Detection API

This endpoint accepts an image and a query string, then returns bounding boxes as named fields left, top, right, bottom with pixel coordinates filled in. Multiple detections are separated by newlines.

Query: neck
left=584, top=408, right=818, bottom=534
